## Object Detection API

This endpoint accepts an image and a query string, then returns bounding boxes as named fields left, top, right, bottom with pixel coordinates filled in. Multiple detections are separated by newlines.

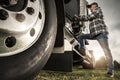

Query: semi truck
left=0, top=0, right=95, bottom=79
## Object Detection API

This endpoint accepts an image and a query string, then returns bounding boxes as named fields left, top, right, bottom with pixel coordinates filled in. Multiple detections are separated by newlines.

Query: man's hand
left=73, top=15, right=80, bottom=21
left=73, top=15, right=85, bottom=21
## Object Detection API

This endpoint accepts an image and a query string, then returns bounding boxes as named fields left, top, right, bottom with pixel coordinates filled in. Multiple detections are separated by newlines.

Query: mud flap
left=43, top=52, right=73, bottom=72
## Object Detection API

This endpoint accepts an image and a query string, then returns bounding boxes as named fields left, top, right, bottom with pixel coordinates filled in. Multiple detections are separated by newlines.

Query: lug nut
left=16, top=13, right=25, bottom=22
left=30, top=0, right=36, bottom=2
left=5, top=36, right=16, bottom=48
left=26, top=7, right=35, bottom=15
left=0, top=9, right=9, bottom=20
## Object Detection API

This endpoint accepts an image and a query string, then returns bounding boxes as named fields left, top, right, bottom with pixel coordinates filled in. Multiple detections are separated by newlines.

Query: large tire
left=0, top=0, right=57, bottom=80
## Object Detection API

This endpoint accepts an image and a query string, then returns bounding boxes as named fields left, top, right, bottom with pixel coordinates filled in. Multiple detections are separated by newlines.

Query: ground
left=34, top=67, right=120, bottom=80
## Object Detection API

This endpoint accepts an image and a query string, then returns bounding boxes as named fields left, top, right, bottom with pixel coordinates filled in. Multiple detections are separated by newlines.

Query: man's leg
left=79, top=34, right=92, bottom=49
left=79, top=34, right=92, bottom=55
left=97, top=34, right=114, bottom=76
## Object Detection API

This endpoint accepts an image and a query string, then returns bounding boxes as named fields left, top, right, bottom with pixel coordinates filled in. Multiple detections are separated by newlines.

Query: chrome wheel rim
left=0, top=0, right=45, bottom=57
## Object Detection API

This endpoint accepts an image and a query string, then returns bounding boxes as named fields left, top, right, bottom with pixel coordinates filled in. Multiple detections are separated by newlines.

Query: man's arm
left=78, top=7, right=101, bottom=21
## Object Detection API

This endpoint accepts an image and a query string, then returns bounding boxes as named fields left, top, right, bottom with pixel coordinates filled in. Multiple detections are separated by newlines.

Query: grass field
left=34, top=67, right=120, bottom=80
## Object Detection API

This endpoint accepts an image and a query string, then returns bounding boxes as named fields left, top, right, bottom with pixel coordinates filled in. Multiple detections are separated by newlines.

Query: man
left=75, top=2, right=114, bottom=77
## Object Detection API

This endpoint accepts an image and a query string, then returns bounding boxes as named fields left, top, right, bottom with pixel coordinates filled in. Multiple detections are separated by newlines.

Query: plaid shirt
left=79, top=7, right=108, bottom=37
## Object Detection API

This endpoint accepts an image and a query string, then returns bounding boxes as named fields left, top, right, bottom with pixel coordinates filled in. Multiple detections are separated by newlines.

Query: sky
left=87, top=0, right=120, bottom=62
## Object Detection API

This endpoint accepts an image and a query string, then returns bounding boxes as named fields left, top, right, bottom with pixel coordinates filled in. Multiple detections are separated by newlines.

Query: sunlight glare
left=86, top=40, right=105, bottom=61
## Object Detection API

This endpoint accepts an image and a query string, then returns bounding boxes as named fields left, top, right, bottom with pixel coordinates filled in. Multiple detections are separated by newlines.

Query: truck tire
left=0, top=0, right=57, bottom=80
left=64, top=0, right=71, bottom=4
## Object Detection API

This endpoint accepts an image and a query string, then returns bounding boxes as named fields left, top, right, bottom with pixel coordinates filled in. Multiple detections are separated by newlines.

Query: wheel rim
left=0, top=0, right=45, bottom=57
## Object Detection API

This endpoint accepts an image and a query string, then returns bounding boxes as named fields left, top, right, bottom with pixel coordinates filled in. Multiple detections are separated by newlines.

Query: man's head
left=87, top=2, right=98, bottom=11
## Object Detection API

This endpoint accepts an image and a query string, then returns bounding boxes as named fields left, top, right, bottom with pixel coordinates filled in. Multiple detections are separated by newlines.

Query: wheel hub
left=0, top=0, right=45, bottom=57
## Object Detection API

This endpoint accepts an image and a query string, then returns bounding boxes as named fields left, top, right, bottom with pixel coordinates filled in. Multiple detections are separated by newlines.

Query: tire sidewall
left=0, top=0, right=57, bottom=80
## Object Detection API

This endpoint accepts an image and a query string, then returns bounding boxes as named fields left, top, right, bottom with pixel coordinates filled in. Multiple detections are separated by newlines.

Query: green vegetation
left=34, top=67, right=120, bottom=80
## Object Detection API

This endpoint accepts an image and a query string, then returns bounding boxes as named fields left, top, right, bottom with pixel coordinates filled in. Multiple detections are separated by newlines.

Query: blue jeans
left=79, top=33, right=114, bottom=73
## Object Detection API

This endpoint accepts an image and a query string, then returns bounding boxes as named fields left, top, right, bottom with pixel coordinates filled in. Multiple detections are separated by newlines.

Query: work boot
left=74, top=45, right=80, bottom=51
left=106, top=72, right=114, bottom=78
left=79, top=48, right=86, bottom=56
